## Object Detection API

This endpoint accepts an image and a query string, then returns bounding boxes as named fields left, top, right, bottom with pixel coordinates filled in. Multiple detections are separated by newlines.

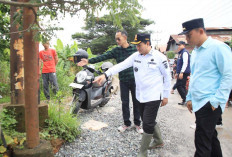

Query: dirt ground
left=170, top=79, right=232, bottom=157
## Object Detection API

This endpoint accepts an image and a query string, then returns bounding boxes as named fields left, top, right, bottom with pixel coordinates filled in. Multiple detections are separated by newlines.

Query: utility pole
left=10, top=0, right=25, bottom=105
left=152, top=30, right=162, bottom=50
left=23, top=0, right=40, bottom=148
left=8, top=0, right=54, bottom=155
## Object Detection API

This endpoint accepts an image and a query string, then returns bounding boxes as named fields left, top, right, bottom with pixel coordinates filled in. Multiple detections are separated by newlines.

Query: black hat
left=176, top=41, right=186, bottom=45
left=131, top=33, right=150, bottom=45
left=179, top=18, right=205, bottom=35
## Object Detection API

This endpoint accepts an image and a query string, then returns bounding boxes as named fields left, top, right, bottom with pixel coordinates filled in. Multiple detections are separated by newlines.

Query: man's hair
left=116, top=30, right=128, bottom=37
left=42, top=40, right=50, bottom=44
left=195, top=27, right=206, bottom=33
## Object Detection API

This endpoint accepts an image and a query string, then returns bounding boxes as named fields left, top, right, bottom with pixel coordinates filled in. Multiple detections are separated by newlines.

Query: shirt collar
left=178, top=48, right=186, bottom=54
left=201, top=36, right=211, bottom=48
left=120, top=44, right=134, bottom=49
left=139, top=48, right=154, bottom=56
left=195, top=36, right=212, bottom=50
left=148, top=49, right=155, bottom=55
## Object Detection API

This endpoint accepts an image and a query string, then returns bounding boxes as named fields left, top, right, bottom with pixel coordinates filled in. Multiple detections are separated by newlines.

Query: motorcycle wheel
left=99, top=87, right=111, bottom=107
left=69, top=94, right=82, bottom=114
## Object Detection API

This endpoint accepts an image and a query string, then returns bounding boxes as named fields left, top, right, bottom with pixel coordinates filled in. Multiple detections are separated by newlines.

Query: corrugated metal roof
left=206, top=27, right=232, bottom=30
left=170, top=34, right=231, bottom=43
left=208, top=35, right=231, bottom=42
left=170, top=35, right=187, bottom=43
left=166, top=35, right=231, bottom=52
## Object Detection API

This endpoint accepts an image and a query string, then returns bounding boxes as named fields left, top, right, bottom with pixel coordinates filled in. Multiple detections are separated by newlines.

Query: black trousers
left=194, top=102, right=222, bottom=157
left=138, top=100, right=161, bottom=134
left=120, top=81, right=141, bottom=126
left=176, top=73, right=190, bottom=102
left=172, top=83, right=177, bottom=90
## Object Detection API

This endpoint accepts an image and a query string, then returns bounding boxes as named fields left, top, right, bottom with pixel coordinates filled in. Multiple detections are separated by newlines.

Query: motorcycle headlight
left=76, top=71, right=87, bottom=83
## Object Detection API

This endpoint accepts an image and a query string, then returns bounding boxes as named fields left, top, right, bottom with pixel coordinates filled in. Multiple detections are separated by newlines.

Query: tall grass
left=44, top=102, right=81, bottom=142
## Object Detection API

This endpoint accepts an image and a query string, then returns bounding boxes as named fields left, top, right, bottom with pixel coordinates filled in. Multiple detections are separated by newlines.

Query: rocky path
left=56, top=80, right=232, bottom=157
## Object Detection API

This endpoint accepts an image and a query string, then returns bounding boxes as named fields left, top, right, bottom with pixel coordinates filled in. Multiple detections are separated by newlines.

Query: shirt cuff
left=105, top=71, right=111, bottom=77
left=163, top=90, right=169, bottom=98
left=186, top=93, right=191, bottom=102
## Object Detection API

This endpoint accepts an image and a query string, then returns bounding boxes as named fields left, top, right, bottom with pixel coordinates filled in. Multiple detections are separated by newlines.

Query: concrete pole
left=23, top=1, right=40, bottom=148
left=10, top=0, right=25, bottom=105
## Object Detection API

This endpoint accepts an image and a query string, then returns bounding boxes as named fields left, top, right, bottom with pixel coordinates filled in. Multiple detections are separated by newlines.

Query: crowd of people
left=38, top=18, right=232, bottom=157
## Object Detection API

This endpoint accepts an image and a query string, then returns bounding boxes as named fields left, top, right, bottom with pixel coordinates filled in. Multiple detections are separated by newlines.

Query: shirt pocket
left=148, top=64, right=157, bottom=69
left=147, top=63, right=159, bottom=72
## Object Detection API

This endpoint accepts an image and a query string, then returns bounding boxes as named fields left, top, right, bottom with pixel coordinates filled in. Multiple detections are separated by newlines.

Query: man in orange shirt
left=39, top=41, right=59, bottom=100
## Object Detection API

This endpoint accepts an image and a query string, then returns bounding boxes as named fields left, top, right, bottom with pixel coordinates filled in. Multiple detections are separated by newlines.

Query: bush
left=0, top=108, right=17, bottom=134
left=0, top=61, right=10, bottom=96
left=0, top=83, right=10, bottom=97
left=54, top=39, right=81, bottom=94
left=166, top=51, right=175, bottom=59
left=44, top=101, right=81, bottom=142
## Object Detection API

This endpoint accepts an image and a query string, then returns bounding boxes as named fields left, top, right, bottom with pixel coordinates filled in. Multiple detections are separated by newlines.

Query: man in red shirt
left=39, top=41, right=59, bottom=100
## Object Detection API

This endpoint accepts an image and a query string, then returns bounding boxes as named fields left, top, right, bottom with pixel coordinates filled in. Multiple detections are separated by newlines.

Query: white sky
left=44, top=0, right=232, bottom=49
left=141, top=0, right=232, bottom=46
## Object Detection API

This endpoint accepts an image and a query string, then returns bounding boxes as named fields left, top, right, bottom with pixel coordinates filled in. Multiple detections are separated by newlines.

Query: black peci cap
left=179, top=18, right=205, bottom=35
left=131, top=33, right=150, bottom=45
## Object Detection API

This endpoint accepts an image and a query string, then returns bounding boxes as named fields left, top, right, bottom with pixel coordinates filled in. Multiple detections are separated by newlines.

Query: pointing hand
left=77, top=58, right=88, bottom=67
left=93, top=74, right=106, bottom=85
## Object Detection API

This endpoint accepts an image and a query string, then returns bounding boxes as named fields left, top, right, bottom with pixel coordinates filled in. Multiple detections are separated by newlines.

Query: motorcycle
left=69, top=49, right=113, bottom=114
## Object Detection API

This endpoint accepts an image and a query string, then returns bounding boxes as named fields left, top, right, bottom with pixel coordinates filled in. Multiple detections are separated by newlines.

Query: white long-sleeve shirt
left=105, top=49, right=171, bottom=103
left=181, top=52, right=189, bottom=73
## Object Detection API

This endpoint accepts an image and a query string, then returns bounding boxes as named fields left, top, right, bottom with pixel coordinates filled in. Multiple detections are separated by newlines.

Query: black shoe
left=178, top=102, right=185, bottom=105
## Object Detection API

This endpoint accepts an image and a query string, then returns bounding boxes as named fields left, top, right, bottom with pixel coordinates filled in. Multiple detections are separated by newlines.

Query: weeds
left=43, top=98, right=81, bottom=142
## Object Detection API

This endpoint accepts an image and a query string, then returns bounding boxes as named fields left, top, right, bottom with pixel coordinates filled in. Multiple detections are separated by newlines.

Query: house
left=156, top=45, right=167, bottom=53
left=166, top=27, right=232, bottom=53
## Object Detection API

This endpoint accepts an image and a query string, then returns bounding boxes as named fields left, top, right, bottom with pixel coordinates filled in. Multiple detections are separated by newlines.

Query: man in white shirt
left=94, top=33, right=171, bottom=157
left=175, top=41, right=191, bottom=105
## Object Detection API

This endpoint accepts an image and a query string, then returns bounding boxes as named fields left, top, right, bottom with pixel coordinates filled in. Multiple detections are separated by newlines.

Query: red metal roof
left=169, top=34, right=231, bottom=45
left=206, top=27, right=232, bottom=30
left=170, top=35, right=187, bottom=43
left=158, top=45, right=167, bottom=53
left=208, top=35, right=231, bottom=42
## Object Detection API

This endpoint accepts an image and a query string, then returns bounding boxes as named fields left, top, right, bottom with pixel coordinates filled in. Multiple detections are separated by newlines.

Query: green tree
left=0, top=4, right=10, bottom=61
left=72, top=15, right=154, bottom=54
left=0, top=0, right=143, bottom=99
left=0, top=4, right=10, bottom=97
left=0, top=0, right=143, bottom=41
left=225, top=39, right=232, bottom=49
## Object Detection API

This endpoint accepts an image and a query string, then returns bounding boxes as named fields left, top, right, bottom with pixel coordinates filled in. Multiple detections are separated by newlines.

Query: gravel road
left=55, top=89, right=197, bottom=157
left=56, top=81, right=232, bottom=157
